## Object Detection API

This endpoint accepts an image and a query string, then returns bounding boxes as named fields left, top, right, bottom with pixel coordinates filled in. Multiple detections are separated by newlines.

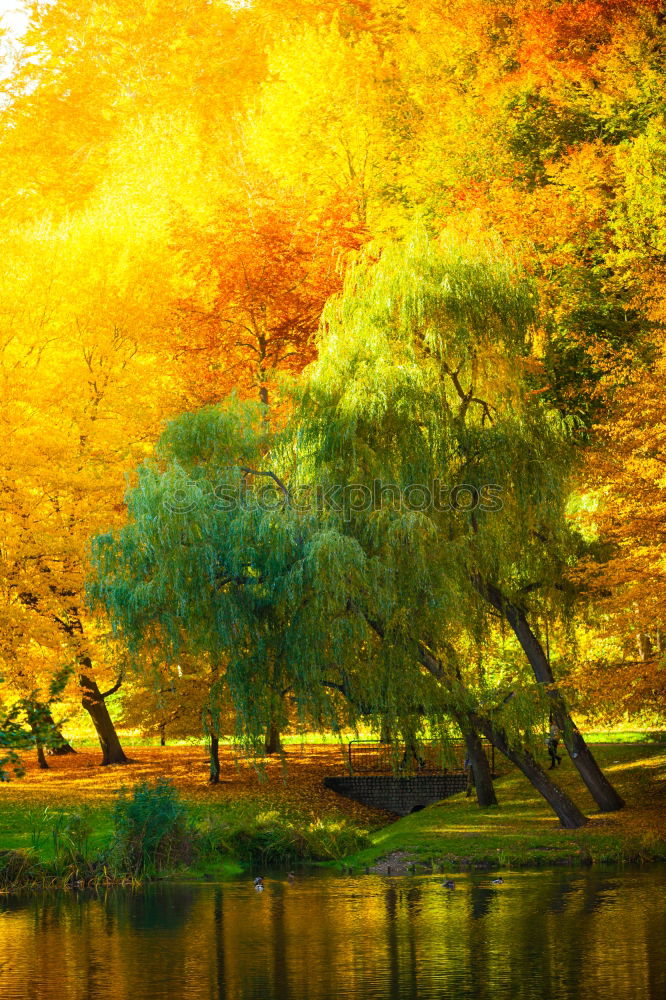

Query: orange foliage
left=0, top=744, right=392, bottom=828
left=171, top=185, right=362, bottom=407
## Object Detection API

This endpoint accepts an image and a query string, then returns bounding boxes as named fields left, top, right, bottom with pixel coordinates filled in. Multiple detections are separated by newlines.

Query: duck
left=253, top=876, right=264, bottom=890
left=491, top=877, right=504, bottom=885
left=442, top=879, right=456, bottom=889
left=287, top=872, right=295, bottom=883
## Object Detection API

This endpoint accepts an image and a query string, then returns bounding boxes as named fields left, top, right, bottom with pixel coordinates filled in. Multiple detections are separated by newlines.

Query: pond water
left=1, top=867, right=665, bottom=999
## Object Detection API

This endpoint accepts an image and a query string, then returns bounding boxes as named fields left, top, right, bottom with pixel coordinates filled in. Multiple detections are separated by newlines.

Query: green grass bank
left=1, top=742, right=664, bottom=890
left=341, top=744, right=666, bottom=874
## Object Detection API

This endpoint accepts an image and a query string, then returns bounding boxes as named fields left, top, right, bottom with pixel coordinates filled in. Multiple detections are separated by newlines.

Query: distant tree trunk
left=36, top=741, right=49, bottom=769
left=78, top=661, right=128, bottom=765
left=25, top=701, right=49, bottom=769
left=209, top=734, right=220, bottom=784
left=206, top=706, right=221, bottom=783
left=159, top=723, right=166, bottom=747
left=458, top=716, right=498, bottom=807
left=264, top=720, right=282, bottom=755
left=476, top=580, right=625, bottom=813
left=637, top=633, right=652, bottom=661
left=379, top=719, right=392, bottom=744
left=263, top=662, right=284, bottom=755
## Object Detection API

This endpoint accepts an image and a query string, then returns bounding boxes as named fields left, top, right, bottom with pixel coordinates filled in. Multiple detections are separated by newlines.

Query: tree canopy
left=1, top=0, right=664, bottom=780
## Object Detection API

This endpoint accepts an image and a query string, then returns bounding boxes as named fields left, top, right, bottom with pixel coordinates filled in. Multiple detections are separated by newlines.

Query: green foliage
left=0, top=665, right=74, bottom=781
left=503, top=90, right=597, bottom=188
left=0, top=849, right=41, bottom=890
left=89, top=232, right=580, bottom=763
left=109, top=778, right=195, bottom=876
left=199, top=803, right=370, bottom=864
left=0, top=692, right=30, bottom=781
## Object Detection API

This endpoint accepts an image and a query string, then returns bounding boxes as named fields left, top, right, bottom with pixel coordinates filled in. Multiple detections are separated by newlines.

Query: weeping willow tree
left=296, top=228, right=622, bottom=815
left=88, top=397, right=373, bottom=776
left=89, top=230, right=620, bottom=825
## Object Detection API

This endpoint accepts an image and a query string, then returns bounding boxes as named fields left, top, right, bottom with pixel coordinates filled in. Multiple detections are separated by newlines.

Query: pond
left=1, top=867, right=665, bottom=999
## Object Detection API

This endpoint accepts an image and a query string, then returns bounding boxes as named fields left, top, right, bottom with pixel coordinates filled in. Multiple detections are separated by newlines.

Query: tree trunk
left=417, top=644, right=588, bottom=828
left=264, top=720, right=282, bottom=755
left=477, top=580, right=625, bottom=813
left=36, top=741, right=49, bottom=769
left=78, top=664, right=128, bottom=765
left=159, top=723, right=166, bottom=747
left=209, top=734, right=220, bottom=784
left=25, top=701, right=49, bottom=768
left=458, top=716, right=498, bottom=807
left=472, top=713, right=588, bottom=829
left=43, top=708, right=76, bottom=755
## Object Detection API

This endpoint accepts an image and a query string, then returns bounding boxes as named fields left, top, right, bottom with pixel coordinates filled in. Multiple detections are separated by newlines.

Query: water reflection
left=0, top=868, right=664, bottom=999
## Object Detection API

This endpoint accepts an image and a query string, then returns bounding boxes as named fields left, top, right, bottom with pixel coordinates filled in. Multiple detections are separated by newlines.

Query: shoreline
left=2, top=742, right=665, bottom=892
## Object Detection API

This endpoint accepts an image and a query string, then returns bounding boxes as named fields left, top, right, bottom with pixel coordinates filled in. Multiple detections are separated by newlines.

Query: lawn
left=346, top=743, right=666, bottom=873
left=1, top=741, right=664, bottom=876
left=0, top=743, right=392, bottom=868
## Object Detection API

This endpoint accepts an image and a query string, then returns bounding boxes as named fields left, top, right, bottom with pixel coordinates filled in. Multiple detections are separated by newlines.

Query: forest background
left=1, top=0, right=665, bottom=796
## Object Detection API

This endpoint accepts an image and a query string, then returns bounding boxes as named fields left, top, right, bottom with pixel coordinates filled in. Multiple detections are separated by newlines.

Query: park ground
left=1, top=738, right=665, bottom=877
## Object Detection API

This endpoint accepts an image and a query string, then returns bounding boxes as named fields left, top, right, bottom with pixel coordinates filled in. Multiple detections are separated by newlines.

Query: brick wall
left=324, top=774, right=468, bottom=816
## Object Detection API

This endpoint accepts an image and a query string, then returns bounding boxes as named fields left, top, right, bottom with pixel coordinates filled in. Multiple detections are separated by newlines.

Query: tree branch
left=238, top=466, right=289, bottom=498
left=100, top=674, right=123, bottom=699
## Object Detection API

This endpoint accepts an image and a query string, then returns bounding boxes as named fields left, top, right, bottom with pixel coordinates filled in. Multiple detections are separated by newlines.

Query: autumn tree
left=89, top=234, right=622, bottom=826
left=247, top=16, right=417, bottom=233
left=0, top=205, right=182, bottom=764
left=170, top=179, right=361, bottom=408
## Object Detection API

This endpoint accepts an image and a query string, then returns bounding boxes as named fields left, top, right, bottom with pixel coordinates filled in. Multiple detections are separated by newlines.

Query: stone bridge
left=324, top=773, right=468, bottom=816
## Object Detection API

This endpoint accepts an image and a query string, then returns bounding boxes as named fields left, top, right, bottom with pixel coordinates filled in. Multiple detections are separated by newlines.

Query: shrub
left=0, top=849, right=40, bottom=889
left=199, top=803, right=371, bottom=865
left=301, top=818, right=371, bottom=860
left=52, top=811, right=93, bottom=872
left=110, top=778, right=196, bottom=876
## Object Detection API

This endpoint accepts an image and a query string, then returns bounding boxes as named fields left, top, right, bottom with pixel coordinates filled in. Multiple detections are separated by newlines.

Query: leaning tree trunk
left=472, top=713, right=588, bottom=829
left=43, top=708, right=76, bottom=755
left=477, top=581, right=625, bottom=813
left=78, top=663, right=128, bottom=765
left=456, top=714, right=498, bottom=807
left=417, top=644, right=588, bottom=828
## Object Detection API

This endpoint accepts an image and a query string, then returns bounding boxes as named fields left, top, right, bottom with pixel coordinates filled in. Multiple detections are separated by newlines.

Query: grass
left=584, top=730, right=666, bottom=744
left=0, top=743, right=383, bottom=887
left=1, top=741, right=665, bottom=887
left=56, top=726, right=666, bottom=750
left=341, top=744, right=666, bottom=873
left=61, top=731, right=380, bottom=750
